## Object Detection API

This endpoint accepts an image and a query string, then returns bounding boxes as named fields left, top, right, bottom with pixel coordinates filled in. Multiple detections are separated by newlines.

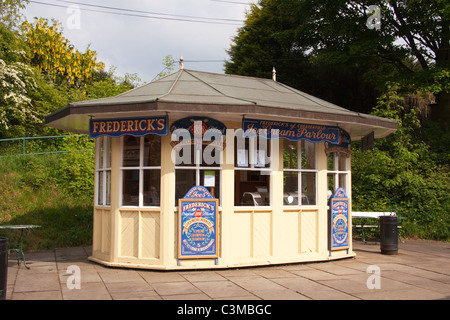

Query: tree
left=352, top=84, right=449, bottom=240
left=22, top=18, right=105, bottom=89
left=0, top=0, right=28, bottom=29
left=1, top=8, right=140, bottom=138
left=0, top=22, right=39, bottom=135
left=225, top=0, right=380, bottom=113
left=226, top=0, right=450, bottom=129
left=308, top=0, right=450, bottom=129
left=156, top=55, right=176, bottom=79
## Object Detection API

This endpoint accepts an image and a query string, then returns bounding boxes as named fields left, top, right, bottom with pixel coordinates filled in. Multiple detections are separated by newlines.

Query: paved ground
left=4, top=240, right=450, bottom=300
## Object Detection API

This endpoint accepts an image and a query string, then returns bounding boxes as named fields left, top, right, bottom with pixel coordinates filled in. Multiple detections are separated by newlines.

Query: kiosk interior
left=46, top=69, right=397, bottom=270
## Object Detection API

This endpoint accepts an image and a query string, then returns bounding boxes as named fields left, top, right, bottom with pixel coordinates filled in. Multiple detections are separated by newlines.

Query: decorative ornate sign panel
left=178, top=186, right=218, bottom=259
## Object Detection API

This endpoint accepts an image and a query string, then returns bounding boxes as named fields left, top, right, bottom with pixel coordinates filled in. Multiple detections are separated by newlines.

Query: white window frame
left=234, top=136, right=274, bottom=207
left=283, top=140, right=318, bottom=207
left=120, top=135, right=161, bottom=208
left=327, top=152, right=350, bottom=197
left=175, top=144, right=223, bottom=206
left=95, top=136, right=111, bottom=207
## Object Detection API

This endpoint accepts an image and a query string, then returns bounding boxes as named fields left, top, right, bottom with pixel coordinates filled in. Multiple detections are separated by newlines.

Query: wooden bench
left=352, top=212, right=404, bottom=242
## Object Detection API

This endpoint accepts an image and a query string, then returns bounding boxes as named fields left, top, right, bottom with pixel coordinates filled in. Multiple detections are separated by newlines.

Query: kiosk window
left=121, top=135, right=161, bottom=207
left=235, top=136, right=272, bottom=206
left=283, top=140, right=317, bottom=206
left=327, top=153, right=350, bottom=199
left=175, top=144, right=222, bottom=205
left=96, top=136, right=111, bottom=206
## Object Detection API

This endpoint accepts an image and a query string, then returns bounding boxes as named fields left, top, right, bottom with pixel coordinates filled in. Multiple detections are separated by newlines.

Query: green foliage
left=0, top=151, right=94, bottom=250
left=0, top=12, right=138, bottom=139
left=0, top=2, right=140, bottom=249
left=22, top=18, right=105, bottom=88
left=0, top=0, right=28, bottom=29
left=55, top=135, right=95, bottom=198
left=226, top=0, right=450, bottom=125
left=227, top=1, right=449, bottom=240
left=0, top=23, right=39, bottom=134
left=156, top=55, right=176, bottom=79
left=352, top=86, right=450, bottom=240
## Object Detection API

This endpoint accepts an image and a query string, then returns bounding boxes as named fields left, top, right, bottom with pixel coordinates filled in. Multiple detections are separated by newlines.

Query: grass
left=0, top=154, right=93, bottom=251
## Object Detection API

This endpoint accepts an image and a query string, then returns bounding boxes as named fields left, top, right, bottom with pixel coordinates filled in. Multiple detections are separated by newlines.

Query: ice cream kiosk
left=46, top=68, right=397, bottom=270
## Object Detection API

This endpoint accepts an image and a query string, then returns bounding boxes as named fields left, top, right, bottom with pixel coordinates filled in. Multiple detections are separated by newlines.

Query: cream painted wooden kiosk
left=46, top=69, right=397, bottom=270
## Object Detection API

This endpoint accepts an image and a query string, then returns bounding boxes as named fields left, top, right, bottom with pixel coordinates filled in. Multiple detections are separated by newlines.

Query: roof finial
left=272, top=67, right=276, bottom=82
left=180, top=56, right=184, bottom=70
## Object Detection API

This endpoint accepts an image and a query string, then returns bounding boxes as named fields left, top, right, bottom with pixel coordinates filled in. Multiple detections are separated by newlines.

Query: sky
left=22, top=0, right=252, bottom=83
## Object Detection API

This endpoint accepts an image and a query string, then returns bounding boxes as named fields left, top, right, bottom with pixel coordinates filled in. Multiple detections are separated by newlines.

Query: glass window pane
left=200, top=169, right=220, bottom=200
left=328, top=173, right=335, bottom=200
left=235, top=170, right=270, bottom=206
left=144, top=135, right=161, bottom=167
left=284, top=171, right=299, bottom=205
left=122, top=170, right=139, bottom=206
left=123, top=136, right=140, bottom=167
left=301, top=172, right=316, bottom=205
left=144, top=170, right=160, bottom=206
left=327, top=154, right=335, bottom=171
left=105, top=137, right=111, bottom=169
left=175, top=169, right=196, bottom=205
left=235, top=137, right=249, bottom=168
left=284, top=141, right=298, bottom=169
left=97, top=171, right=103, bottom=205
left=106, top=171, right=111, bottom=206
left=338, top=155, right=347, bottom=171
left=339, top=173, right=347, bottom=191
left=301, top=141, right=316, bottom=169
left=255, top=138, right=271, bottom=169
left=98, top=138, right=104, bottom=169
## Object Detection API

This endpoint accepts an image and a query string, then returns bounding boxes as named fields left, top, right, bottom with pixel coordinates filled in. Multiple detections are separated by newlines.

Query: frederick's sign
left=178, top=186, right=218, bottom=260
left=329, top=188, right=350, bottom=251
left=89, top=116, right=168, bottom=138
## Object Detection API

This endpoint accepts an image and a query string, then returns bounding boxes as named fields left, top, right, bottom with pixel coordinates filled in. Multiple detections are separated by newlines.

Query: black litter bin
left=0, top=237, right=8, bottom=300
left=380, top=216, right=398, bottom=255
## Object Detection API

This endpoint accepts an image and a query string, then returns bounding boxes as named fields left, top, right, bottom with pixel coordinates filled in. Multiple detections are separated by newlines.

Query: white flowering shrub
left=0, top=56, right=40, bottom=129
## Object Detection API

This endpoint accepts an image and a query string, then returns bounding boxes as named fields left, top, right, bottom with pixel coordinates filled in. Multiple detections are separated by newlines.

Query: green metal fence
left=0, top=135, right=92, bottom=158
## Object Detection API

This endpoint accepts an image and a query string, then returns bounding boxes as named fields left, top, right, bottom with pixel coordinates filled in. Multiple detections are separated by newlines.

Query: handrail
left=0, top=135, right=92, bottom=158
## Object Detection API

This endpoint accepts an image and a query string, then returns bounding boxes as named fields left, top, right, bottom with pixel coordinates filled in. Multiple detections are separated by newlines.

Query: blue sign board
left=171, top=117, right=227, bottom=138
left=89, top=116, right=168, bottom=138
left=242, top=118, right=350, bottom=147
left=329, top=188, right=350, bottom=251
left=178, top=186, right=218, bottom=259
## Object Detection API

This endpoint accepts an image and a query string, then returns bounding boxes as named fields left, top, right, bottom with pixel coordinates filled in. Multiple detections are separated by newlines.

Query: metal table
left=0, top=225, right=41, bottom=269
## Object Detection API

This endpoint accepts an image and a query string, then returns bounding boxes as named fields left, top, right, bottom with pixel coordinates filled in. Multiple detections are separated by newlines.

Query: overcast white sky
left=22, top=0, right=252, bottom=83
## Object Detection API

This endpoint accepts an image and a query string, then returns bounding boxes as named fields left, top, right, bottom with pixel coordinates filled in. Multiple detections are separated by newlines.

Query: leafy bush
left=352, top=85, right=450, bottom=241
left=0, top=135, right=95, bottom=249
left=55, top=135, right=95, bottom=198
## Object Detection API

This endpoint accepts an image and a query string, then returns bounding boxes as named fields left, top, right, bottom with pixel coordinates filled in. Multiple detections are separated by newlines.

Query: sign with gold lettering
left=242, top=118, right=350, bottom=147
left=178, top=186, right=218, bottom=259
left=329, top=188, right=350, bottom=251
left=89, top=116, right=168, bottom=138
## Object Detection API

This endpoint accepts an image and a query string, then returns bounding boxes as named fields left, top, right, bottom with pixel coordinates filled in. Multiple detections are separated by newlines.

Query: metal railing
left=0, top=135, right=92, bottom=158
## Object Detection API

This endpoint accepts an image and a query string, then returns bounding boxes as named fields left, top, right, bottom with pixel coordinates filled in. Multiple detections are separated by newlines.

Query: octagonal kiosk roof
left=45, top=69, right=397, bottom=140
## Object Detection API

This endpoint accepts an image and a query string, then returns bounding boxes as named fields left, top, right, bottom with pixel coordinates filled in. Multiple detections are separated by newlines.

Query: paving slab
left=3, top=240, right=449, bottom=301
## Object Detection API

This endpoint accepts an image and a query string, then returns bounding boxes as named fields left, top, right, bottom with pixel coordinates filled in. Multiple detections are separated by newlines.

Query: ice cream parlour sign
left=178, top=186, right=218, bottom=260
left=242, top=118, right=350, bottom=146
